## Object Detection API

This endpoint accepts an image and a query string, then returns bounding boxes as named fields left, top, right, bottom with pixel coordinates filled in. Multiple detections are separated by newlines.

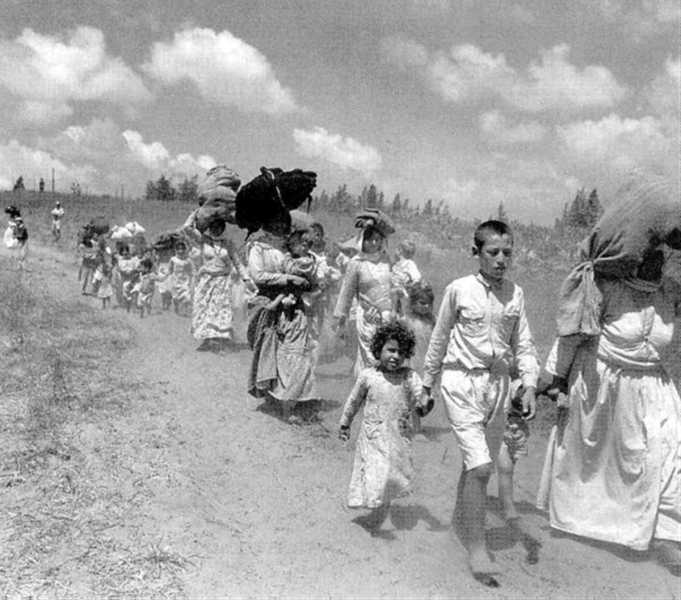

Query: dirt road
left=3, top=244, right=679, bottom=599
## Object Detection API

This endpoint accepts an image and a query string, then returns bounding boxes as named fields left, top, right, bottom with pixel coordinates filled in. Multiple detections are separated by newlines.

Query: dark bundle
left=87, top=216, right=110, bottom=235
left=152, top=231, right=184, bottom=252
left=4, top=205, right=20, bottom=219
left=236, top=167, right=317, bottom=235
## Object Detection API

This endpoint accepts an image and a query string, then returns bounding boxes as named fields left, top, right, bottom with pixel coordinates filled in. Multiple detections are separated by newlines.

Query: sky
left=0, top=0, right=678, bottom=224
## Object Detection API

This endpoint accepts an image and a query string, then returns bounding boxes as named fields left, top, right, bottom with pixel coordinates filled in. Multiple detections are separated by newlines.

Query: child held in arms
left=422, top=220, right=539, bottom=588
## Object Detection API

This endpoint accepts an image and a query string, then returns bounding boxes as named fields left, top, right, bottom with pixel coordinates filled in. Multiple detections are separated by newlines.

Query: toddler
left=133, top=257, right=156, bottom=318
left=339, top=320, right=433, bottom=538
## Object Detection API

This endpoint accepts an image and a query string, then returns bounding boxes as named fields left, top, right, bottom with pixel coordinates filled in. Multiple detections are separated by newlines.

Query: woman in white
left=538, top=173, right=681, bottom=570
left=333, top=222, right=395, bottom=377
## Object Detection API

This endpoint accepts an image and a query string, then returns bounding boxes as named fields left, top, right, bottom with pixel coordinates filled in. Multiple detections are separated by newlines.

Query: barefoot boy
left=422, top=220, right=538, bottom=587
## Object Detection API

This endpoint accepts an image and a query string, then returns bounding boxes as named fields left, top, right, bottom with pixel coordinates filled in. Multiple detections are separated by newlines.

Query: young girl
left=114, top=243, right=139, bottom=311
left=339, top=320, right=433, bottom=537
left=169, top=240, right=194, bottom=316
left=133, top=257, right=156, bottom=318
left=403, top=281, right=436, bottom=433
left=155, top=248, right=173, bottom=311
left=97, top=262, right=114, bottom=309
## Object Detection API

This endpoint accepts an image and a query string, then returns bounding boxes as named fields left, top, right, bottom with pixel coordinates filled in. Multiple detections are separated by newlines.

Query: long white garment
left=539, top=278, right=681, bottom=550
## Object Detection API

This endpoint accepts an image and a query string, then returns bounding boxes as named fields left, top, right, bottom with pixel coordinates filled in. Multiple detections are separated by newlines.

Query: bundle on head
left=236, top=166, right=317, bottom=235
left=88, top=216, right=110, bottom=236
left=354, top=209, right=395, bottom=237
left=195, top=165, right=240, bottom=231
left=153, top=231, right=184, bottom=252
left=4, top=205, right=20, bottom=219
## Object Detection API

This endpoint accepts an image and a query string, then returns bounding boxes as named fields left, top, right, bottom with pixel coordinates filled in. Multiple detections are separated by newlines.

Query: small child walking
left=97, top=262, right=114, bottom=309
left=422, top=220, right=539, bottom=587
left=339, top=320, right=433, bottom=538
left=403, top=281, right=436, bottom=433
left=169, top=241, right=194, bottom=316
left=133, top=257, right=156, bottom=318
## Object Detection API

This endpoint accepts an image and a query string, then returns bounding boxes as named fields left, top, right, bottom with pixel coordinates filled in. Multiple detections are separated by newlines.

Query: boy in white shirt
left=422, top=220, right=538, bottom=587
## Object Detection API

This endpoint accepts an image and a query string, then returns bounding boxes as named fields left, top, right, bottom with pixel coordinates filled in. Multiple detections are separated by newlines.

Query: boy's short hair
left=370, top=320, right=416, bottom=360
left=473, top=220, right=513, bottom=251
left=398, top=240, right=416, bottom=258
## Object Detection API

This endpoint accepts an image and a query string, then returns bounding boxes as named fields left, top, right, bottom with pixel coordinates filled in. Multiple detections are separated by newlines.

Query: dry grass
left=0, top=260, right=190, bottom=599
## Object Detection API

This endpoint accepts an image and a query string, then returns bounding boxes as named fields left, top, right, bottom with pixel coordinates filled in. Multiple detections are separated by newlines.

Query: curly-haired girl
left=339, top=320, right=433, bottom=537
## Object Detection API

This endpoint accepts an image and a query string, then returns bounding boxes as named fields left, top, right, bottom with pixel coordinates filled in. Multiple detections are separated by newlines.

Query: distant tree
left=145, top=174, right=176, bottom=202
left=391, top=193, right=402, bottom=216
left=402, top=198, right=410, bottom=212
left=423, top=198, right=433, bottom=216
left=586, top=189, right=603, bottom=227
left=178, top=175, right=199, bottom=203
left=366, top=184, right=378, bottom=209
left=497, top=201, right=508, bottom=223
left=377, top=191, right=385, bottom=210
left=13, top=176, right=24, bottom=191
left=565, top=188, right=589, bottom=229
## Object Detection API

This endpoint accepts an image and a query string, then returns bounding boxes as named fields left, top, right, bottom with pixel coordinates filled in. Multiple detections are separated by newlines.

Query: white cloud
left=479, top=110, right=547, bottom=145
left=293, top=127, right=382, bottom=175
left=0, top=27, right=151, bottom=125
left=507, top=44, right=626, bottom=112
left=384, top=39, right=625, bottom=113
left=123, top=130, right=216, bottom=174
left=644, top=56, right=680, bottom=123
left=557, top=113, right=676, bottom=176
left=143, top=27, right=298, bottom=115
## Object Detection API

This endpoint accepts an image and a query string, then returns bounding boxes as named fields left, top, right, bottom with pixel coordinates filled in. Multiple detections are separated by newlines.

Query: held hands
left=521, top=386, right=537, bottom=421
left=338, top=425, right=350, bottom=442
left=286, top=274, right=309, bottom=289
left=415, top=394, right=434, bottom=418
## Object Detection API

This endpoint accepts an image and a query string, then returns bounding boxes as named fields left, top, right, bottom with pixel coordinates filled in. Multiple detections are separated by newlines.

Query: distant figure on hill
left=39, top=178, right=45, bottom=193
left=50, top=201, right=64, bottom=242
left=13, top=176, right=24, bottom=192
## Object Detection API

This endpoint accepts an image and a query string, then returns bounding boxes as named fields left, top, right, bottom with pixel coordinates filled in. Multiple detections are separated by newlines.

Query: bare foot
left=469, top=551, right=500, bottom=587
left=653, top=540, right=681, bottom=572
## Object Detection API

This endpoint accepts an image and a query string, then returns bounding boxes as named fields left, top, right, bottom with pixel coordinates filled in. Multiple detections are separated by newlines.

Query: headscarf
left=557, top=171, right=681, bottom=336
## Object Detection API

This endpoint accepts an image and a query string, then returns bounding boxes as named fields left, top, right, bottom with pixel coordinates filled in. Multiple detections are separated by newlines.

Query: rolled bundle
left=110, top=225, right=133, bottom=240
left=152, top=231, right=184, bottom=252
left=195, top=165, right=240, bottom=231
left=235, top=166, right=317, bottom=234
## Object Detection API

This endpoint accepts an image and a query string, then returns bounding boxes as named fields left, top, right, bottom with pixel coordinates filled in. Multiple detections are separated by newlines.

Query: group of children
left=338, top=220, right=538, bottom=588
left=78, top=232, right=196, bottom=318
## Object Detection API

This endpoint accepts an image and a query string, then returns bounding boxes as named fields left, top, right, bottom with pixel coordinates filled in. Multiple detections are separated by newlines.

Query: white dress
left=539, top=277, right=681, bottom=550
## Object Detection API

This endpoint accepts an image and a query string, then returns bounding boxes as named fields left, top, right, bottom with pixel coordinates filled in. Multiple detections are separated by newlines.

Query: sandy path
left=15, top=243, right=681, bottom=599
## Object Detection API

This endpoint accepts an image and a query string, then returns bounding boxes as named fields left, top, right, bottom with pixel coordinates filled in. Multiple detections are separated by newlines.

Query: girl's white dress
left=340, top=366, right=423, bottom=508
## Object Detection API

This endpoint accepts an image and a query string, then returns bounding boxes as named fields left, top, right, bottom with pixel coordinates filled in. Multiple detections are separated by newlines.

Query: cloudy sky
left=0, top=0, right=678, bottom=223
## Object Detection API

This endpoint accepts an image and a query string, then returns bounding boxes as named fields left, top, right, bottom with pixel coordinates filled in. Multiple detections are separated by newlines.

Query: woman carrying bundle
left=333, top=210, right=396, bottom=377
left=537, top=172, right=681, bottom=571
left=183, top=166, right=251, bottom=352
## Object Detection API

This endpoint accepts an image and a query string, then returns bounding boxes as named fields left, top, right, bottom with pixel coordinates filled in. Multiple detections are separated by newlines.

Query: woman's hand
left=338, top=425, right=350, bottom=442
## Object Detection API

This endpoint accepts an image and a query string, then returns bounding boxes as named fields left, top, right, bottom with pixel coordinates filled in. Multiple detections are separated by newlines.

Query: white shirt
left=422, top=273, right=539, bottom=388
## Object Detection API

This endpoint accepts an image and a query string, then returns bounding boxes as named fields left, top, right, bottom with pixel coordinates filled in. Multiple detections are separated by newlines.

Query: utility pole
left=51, top=168, right=55, bottom=194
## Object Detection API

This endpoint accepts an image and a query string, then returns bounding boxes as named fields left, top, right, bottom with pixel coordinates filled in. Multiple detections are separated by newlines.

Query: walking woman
left=538, top=172, right=681, bottom=571
left=183, top=218, right=250, bottom=352
left=333, top=211, right=396, bottom=377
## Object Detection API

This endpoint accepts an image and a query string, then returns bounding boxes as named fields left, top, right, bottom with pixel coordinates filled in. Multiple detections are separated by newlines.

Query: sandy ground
left=3, top=243, right=680, bottom=599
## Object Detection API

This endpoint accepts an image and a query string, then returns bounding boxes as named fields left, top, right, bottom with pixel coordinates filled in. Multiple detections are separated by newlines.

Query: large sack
left=124, top=221, right=145, bottom=236
left=236, top=167, right=317, bottom=234
left=195, top=165, right=240, bottom=230
left=110, top=225, right=133, bottom=240
left=153, top=231, right=184, bottom=252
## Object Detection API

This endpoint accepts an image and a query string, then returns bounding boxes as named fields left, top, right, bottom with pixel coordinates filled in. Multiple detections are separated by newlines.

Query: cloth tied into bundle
left=195, top=165, right=241, bottom=231
left=557, top=171, right=681, bottom=336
